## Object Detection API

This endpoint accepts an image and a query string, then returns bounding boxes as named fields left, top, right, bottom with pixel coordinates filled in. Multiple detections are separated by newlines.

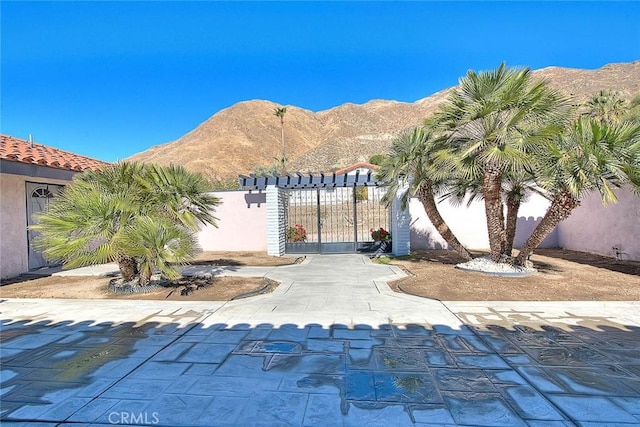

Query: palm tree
left=626, top=95, right=640, bottom=123
left=434, top=63, right=570, bottom=262
left=516, top=117, right=640, bottom=265
left=274, top=106, right=287, bottom=174
left=442, top=169, right=542, bottom=257
left=586, top=90, right=628, bottom=124
left=378, top=126, right=473, bottom=260
left=30, top=162, right=221, bottom=286
left=115, top=216, right=199, bottom=285
left=502, top=174, right=531, bottom=256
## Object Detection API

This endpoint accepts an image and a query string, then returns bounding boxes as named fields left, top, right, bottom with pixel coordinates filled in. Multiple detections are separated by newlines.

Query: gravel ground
left=455, top=255, right=536, bottom=275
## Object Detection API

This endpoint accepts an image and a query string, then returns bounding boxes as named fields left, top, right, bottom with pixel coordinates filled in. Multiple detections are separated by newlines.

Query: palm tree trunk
left=139, top=266, right=153, bottom=286
left=516, top=191, right=579, bottom=265
left=280, top=117, right=285, bottom=156
left=117, top=254, right=138, bottom=282
left=417, top=185, right=473, bottom=261
left=482, top=169, right=506, bottom=262
left=280, top=117, right=286, bottom=175
left=504, top=194, right=521, bottom=256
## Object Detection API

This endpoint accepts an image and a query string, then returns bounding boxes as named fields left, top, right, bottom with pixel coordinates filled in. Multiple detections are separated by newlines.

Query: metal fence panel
left=285, top=187, right=389, bottom=254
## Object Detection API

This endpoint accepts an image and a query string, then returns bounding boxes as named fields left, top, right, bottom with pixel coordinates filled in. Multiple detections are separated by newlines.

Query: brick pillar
left=266, top=185, right=285, bottom=256
left=391, top=182, right=410, bottom=256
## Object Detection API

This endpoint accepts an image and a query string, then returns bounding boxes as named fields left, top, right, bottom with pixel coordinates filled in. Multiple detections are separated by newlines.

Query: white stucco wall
left=410, top=193, right=557, bottom=251
left=511, top=194, right=559, bottom=249
left=197, top=190, right=267, bottom=252
left=558, top=186, right=640, bottom=261
left=0, top=173, right=71, bottom=279
left=391, top=183, right=411, bottom=256
left=410, top=197, right=487, bottom=250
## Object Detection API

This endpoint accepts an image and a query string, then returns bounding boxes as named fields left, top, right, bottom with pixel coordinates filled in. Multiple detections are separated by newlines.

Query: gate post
left=266, top=185, right=285, bottom=256
left=390, top=182, right=410, bottom=256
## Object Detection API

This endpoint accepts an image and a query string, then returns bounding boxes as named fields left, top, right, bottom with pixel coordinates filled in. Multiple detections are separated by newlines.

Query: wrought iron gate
left=285, top=186, right=390, bottom=254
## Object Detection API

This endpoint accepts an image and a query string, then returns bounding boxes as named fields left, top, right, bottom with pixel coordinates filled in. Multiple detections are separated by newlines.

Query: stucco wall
left=410, top=193, right=558, bottom=251
left=3, top=176, right=636, bottom=280
left=558, top=186, right=640, bottom=261
left=0, top=173, right=71, bottom=279
left=197, top=190, right=267, bottom=252
left=1, top=173, right=28, bottom=279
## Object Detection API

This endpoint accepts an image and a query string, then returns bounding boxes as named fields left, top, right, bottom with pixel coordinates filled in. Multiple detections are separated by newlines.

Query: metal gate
left=285, top=186, right=390, bottom=254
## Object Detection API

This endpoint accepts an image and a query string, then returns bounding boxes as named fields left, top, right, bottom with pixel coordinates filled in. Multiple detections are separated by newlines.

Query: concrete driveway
left=1, top=254, right=639, bottom=426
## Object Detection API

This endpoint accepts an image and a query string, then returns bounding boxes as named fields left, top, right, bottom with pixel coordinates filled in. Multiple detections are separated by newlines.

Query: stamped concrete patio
left=1, top=255, right=639, bottom=426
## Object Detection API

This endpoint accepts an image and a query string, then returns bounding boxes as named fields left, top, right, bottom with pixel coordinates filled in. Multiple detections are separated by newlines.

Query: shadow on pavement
left=1, top=316, right=639, bottom=426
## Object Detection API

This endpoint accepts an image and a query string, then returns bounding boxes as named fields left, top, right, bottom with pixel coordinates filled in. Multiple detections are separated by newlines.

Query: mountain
left=128, top=61, right=640, bottom=183
left=127, top=93, right=449, bottom=182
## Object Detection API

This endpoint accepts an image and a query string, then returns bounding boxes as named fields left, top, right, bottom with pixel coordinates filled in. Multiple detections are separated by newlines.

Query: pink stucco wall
left=1, top=186, right=268, bottom=279
left=1, top=173, right=28, bottom=279
left=0, top=173, right=71, bottom=279
left=196, top=190, right=267, bottom=252
left=558, top=186, right=640, bottom=261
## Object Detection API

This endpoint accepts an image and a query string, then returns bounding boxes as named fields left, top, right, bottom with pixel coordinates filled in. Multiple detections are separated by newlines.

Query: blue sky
left=2, top=1, right=639, bottom=162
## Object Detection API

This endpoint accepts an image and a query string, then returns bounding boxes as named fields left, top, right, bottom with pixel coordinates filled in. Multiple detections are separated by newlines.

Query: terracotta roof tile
left=0, top=134, right=110, bottom=172
left=334, top=162, right=378, bottom=175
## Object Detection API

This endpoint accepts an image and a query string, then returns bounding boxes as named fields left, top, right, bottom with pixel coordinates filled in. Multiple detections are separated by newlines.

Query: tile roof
left=0, top=134, right=109, bottom=172
left=334, top=162, right=378, bottom=175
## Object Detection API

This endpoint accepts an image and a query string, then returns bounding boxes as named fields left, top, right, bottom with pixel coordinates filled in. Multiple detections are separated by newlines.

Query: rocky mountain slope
left=128, top=61, right=640, bottom=183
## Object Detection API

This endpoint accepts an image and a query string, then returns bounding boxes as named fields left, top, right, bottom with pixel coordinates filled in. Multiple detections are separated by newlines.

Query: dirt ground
left=193, top=251, right=303, bottom=267
left=0, top=252, right=299, bottom=301
left=1, top=249, right=638, bottom=302
left=388, top=249, right=640, bottom=301
left=0, top=275, right=277, bottom=301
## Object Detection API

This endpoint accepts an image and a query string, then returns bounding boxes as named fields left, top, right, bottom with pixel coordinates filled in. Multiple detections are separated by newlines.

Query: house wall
left=557, top=186, right=640, bottom=261
left=0, top=173, right=71, bottom=279
left=1, top=185, right=268, bottom=279
left=409, top=193, right=558, bottom=251
left=197, top=190, right=268, bottom=252
left=3, top=176, right=636, bottom=280
left=226, top=181, right=638, bottom=259
left=1, top=173, right=28, bottom=279
left=205, top=187, right=639, bottom=260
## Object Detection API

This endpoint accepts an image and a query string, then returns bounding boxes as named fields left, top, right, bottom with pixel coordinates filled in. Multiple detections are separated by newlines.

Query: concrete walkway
left=1, top=254, right=639, bottom=426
